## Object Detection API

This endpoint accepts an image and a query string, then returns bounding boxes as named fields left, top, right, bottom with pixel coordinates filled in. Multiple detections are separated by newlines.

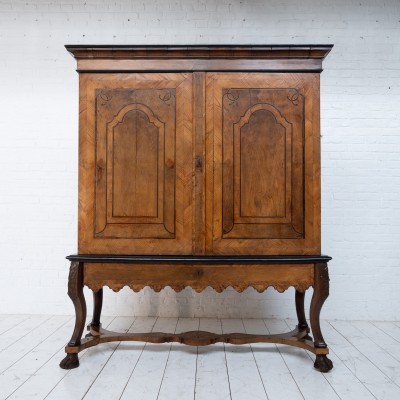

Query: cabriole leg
left=310, top=262, right=333, bottom=372
left=60, top=261, right=87, bottom=369
left=87, top=288, right=103, bottom=337
left=295, top=290, right=312, bottom=341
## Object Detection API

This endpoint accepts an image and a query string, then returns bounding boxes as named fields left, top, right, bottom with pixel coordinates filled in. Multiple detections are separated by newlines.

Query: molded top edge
left=65, top=44, right=333, bottom=60
left=66, top=254, right=333, bottom=263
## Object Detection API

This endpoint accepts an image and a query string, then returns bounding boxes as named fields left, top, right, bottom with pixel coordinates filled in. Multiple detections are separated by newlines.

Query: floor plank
left=242, top=319, right=304, bottom=400
left=330, top=320, right=400, bottom=393
left=287, top=319, right=376, bottom=400
left=6, top=316, right=115, bottom=400
left=372, top=321, right=400, bottom=343
left=0, top=315, right=71, bottom=374
left=157, top=318, right=199, bottom=400
left=42, top=317, right=135, bottom=400
left=195, top=318, right=231, bottom=400
left=1, top=316, right=400, bottom=400
left=0, top=316, right=72, bottom=398
left=352, top=320, right=400, bottom=363
left=0, top=315, right=30, bottom=335
left=221, top=318, right=268, bottom=400
left=265, top=319, right=340, bottom=400
left=119, top=318, right=178, bottom=400
left=82, top=316, right=157, bottom=400
left=326, top=320, right=400, bottom=399
left=0, top=315, right=51, bottom=352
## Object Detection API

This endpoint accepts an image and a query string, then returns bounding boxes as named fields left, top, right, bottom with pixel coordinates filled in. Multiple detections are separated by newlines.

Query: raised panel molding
left=221, top=87, right=304, bottom=240
left=203, top=74, right=317, bottom=254
left=110, top=104, right=163, bottom=220
left=236, top=104, right=290, bottom=219
left=94, top=88, right=176, bottom=239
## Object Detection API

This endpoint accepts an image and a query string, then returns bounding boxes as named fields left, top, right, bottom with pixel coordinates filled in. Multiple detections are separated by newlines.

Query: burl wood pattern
left=239, top=108, right=287, bottom=218
left=224, top=86, right=304, bottom=237
left=206, top=73, right=321, bottom=255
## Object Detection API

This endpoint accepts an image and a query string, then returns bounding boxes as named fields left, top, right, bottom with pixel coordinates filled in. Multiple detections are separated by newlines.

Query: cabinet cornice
left=66, top=44, right=333, bottom=72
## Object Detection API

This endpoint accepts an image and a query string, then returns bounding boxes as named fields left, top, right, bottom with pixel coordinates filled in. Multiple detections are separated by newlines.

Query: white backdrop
left=0, top=0, right=399, bottom=320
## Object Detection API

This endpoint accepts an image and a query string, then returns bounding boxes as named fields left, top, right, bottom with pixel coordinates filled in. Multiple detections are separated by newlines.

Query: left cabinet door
left=78, top=73, right=193, bottom=254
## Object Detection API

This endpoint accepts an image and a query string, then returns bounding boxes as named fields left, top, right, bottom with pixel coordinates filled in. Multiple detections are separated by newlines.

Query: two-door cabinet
left=61, top=45, right=333, bottom=372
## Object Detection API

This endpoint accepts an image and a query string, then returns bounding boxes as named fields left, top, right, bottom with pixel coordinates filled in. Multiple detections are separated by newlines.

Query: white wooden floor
left=1, top=315, right=400, bottom=400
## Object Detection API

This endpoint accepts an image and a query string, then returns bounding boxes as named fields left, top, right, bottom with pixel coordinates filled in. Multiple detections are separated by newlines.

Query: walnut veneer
left=60, top=45, right=333, bottom=372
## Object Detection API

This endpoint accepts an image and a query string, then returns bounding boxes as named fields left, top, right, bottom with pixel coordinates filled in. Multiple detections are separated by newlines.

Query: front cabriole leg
left=60, top=261, right=87, bottom=369
left=86, top=288, right=103, bottom=338
left=295, top=290, right=312, bottom=341
left=310, top=262, right=333, bottom=372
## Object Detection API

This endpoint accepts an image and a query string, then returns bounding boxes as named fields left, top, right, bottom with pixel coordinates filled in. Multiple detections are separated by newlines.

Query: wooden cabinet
left=61, top=45, right=334, bottom=373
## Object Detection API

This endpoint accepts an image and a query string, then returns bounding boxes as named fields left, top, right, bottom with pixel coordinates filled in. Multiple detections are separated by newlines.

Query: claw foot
left=60, top=353, right=79, bottom=369
left=314, top=355, right=333, bottom=372
left=304, top=333, right=313, bottom=341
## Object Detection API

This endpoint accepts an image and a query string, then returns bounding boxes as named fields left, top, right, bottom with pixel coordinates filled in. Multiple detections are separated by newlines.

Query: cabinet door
left=79, top=73, right=193, bottom=254
left=205, top=73, right=321, bottom=255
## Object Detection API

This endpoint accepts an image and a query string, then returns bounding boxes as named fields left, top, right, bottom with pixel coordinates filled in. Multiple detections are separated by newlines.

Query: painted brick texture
left=0, top=0, right=399, bottom=319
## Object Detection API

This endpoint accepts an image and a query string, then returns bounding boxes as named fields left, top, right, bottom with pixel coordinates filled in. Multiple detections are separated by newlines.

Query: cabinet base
left=61, top=254, right=333, bottom=372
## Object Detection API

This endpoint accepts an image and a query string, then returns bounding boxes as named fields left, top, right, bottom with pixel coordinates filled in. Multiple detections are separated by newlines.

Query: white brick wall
left=0, top=0, right=399, bottom=320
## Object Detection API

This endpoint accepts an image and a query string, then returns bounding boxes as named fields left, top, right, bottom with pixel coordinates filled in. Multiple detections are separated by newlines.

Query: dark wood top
left=65, top=44, right=333, bottom=60
left=67, top=254, right=332, bottom=264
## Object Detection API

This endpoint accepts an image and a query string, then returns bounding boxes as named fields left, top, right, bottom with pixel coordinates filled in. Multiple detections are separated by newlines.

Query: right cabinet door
left=205, top=73, right=321, bottom=255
